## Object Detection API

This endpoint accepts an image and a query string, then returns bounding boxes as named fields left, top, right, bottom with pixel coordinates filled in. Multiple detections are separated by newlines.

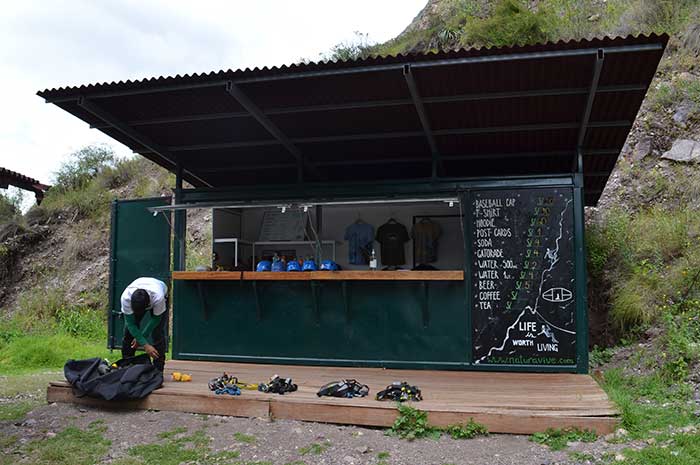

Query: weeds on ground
left=388, top=404, right=441, bottom=440
left=530, top=427, right=597, bottom=451
left=299, top=441, right=331, bottom=455
left=388, top=404, right=489, bottom=441
left=233, top=432, right=257, bottom=444
left=377, top=451, right=390, bottom=465
left=613, top=433, right=700, bottom=464
left=445, top=418, right=489, bottom=439
left=602, top=368, right=697, bottom=439
left=0, top=422, right=112, bottom=465
left=121, top=428, right=240, bottom=465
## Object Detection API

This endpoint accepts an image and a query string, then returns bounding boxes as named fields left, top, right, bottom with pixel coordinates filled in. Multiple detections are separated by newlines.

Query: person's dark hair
left=131, top=289, right=150, bottom=315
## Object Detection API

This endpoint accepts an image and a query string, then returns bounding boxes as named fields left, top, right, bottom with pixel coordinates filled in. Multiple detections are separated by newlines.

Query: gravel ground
left=0, top=403, right=635, bottom=465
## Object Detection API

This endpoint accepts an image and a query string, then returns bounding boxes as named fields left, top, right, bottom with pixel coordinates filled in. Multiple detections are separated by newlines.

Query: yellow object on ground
left=172, top=372, right=192, bottom=382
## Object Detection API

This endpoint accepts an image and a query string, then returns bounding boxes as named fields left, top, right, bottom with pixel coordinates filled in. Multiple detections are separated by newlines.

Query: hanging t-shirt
left=412, top=220, right=442, bottom=264
left=344, top=222, right=375, bottom=265
left=376, top=220, right=410, bottom=266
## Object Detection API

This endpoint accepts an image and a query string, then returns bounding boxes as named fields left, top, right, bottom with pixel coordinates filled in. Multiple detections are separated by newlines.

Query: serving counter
left=171, top=270, right=468, bottom=369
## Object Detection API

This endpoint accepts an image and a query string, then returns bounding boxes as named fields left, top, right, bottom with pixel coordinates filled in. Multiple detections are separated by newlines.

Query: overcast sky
left=0, top=0, right=425, bottom=191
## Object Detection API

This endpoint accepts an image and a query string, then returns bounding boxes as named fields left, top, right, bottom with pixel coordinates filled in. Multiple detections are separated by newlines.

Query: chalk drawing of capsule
left=542, top=287, right=572, bottom=303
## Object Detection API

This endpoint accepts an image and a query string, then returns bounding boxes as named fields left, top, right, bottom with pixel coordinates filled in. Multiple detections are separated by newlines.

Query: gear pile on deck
left=206, top=373, right=421, bottom=401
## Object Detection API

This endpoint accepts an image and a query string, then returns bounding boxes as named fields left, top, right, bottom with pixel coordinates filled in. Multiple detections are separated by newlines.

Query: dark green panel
left=172, top=280, right=467, bottom=368
left=108, top=197, right=172, bottom=349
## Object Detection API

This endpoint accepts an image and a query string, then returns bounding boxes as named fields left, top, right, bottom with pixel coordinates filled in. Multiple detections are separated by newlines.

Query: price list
left=471, top=189, right=577, bottom=366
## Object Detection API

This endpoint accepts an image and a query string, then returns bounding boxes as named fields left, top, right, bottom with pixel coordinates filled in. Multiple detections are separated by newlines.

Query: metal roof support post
left=173, top=163, right=186, bottom=272
left=574, top=49, right=605, bottom=172
left=76, top=97, right=212, bottom=188
left=403, top=65, right=442, bottom=178
left=224, top=81, right=321, bottom=183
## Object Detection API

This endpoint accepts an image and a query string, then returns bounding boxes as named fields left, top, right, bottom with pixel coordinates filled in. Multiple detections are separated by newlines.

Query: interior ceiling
left=38, top=34, right=668, bottom=206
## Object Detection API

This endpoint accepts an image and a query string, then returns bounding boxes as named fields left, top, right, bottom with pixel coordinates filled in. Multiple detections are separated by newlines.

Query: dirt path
left=0, top=402, right=633, bottom=465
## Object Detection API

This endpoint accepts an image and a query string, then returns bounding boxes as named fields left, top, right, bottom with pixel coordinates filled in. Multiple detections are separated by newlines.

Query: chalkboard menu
left=471, top=188, right=576, bottom=366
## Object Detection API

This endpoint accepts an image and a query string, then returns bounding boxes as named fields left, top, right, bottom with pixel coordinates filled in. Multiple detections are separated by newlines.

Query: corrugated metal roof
left=37, top=34, right=668, bottom=205
left=0, top=167, right=50, bottom=203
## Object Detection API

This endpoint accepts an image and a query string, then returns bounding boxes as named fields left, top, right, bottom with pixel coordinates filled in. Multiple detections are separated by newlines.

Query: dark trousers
left=122, top=310, right=168, bottom=371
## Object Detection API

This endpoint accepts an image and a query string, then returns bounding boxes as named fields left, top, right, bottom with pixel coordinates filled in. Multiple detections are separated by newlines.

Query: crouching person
left=120, top=277, right=168, bottom=371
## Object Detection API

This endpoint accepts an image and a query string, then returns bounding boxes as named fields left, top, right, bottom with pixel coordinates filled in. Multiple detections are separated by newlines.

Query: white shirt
left=120, top=277, right=168, bottom=316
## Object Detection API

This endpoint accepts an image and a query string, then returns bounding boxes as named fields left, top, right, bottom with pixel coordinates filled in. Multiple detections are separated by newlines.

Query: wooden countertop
left=173, top=270, right=464, bottom=281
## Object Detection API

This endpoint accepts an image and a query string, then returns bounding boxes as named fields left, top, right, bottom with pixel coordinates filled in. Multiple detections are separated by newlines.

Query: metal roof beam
left=142, top=121, right=628, bottom=153
left=77, top=97, right=213, bottom=188
left=231, top=43, right=663, bottom=85
left=403, top=65, right=442, bottom=178
left=192, top=150, right=620, bottom=174
left=89, top=84, right=647, bottom=130
left=41, top=43, right=663, bottom=103
left=575, top=49, right=605, bottom=171
left=224, top=81, right=321, bottom=182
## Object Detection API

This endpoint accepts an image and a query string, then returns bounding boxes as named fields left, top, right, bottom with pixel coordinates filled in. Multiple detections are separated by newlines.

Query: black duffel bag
left=64, top=354, right=163, bottom=400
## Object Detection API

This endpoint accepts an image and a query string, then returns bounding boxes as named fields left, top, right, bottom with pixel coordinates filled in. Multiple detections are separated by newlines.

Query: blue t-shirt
left=344, top=222, right=375, bottom=265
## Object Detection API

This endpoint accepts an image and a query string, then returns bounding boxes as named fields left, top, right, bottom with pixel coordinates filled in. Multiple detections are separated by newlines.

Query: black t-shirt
left=376, top=221, right=410, bottom=266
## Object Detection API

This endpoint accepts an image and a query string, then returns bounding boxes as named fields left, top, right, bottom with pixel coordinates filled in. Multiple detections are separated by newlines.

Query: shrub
left=99, top=157, right=139, bottom=189
left=463, top=0, right=555, bottom=48
left=0, top=188, right=23, bottom=225
left=322, top=31, right=375, bottom=62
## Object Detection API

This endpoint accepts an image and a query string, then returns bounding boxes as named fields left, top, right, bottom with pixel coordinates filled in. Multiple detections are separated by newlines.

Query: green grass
left=1, top=422, right=112, bottom=465
left=299, top=441, right=331, bottom=455
left=601, top=368, right=698, bottom=438
left=120, top=429, right=240, bottom=465
left=0, top=371, right=60, bottom=421
left=233, top=432, right=257, bottom=444
left=618, top=433, right=700, bottom=464
left=0, top=332, right=111, bottom=375
left=530, top=427, right=597, bottom=451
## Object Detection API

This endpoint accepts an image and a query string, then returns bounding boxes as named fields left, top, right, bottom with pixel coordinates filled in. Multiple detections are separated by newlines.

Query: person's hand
left=144, top=344, right=160, bottom=359
left=130, top=339, right=138, bottom=349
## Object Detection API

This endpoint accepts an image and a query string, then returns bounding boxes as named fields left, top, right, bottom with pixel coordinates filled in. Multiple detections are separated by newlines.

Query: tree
left=53, top=144, right=115, bottom=192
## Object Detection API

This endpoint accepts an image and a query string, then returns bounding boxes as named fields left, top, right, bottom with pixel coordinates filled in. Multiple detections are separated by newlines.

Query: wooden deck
left=47, top=360, right=618, bottom=435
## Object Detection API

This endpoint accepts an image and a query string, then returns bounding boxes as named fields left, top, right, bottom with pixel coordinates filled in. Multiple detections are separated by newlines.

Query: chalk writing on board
left=471, top=189, right=576, bottom=366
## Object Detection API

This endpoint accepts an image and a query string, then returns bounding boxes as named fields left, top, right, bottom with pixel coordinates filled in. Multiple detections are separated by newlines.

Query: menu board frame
left=457, top=183, right=588, bottom=374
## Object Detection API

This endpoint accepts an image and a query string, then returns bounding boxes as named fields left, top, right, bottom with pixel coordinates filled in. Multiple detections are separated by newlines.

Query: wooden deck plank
left=47, top=360, right=618, bottom=435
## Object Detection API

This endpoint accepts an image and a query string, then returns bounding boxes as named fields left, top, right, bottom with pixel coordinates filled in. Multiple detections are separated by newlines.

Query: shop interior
left=208, top=199, right=465, bottom=272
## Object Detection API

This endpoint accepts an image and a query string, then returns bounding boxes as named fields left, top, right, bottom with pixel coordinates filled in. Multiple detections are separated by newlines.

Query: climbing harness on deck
left=316, top=379, right=369, bottom=398
left=258, top=374, right=297, bottom=395
left=375, top=381, right=422, bottom=402
left=208, top=372, right=258, bottom=394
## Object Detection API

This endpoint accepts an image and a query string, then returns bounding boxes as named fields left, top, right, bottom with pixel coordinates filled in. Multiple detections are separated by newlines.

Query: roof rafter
left=404, top=65, right=442, bottom=178
left=224, top=81, right=321, bottom=182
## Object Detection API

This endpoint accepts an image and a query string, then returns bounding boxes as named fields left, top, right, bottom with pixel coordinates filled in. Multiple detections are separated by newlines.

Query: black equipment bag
left=64, top=354, right=163, bottom=401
